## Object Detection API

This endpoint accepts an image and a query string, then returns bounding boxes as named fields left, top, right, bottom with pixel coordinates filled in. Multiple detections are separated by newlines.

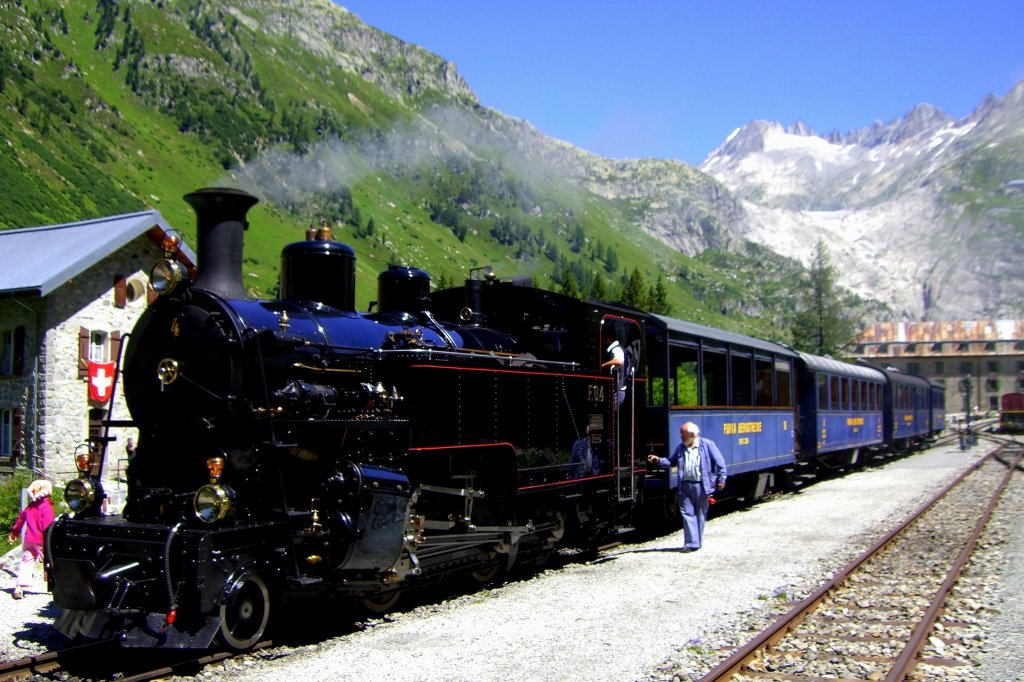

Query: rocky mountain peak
left=843, top=102, right=953, bottom=147
left=787, top=120, right=817, bottom=137
left=698, top=82, right=1024, bottom=321
left=704, top=120, right=780, bottom=162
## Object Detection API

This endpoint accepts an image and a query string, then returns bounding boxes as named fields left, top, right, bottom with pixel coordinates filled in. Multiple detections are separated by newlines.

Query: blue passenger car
left=795, top=353, right=886, bottom=463
left=642, top=315, right=797, bottom=500
left=881, top=368, right=932, bottom=446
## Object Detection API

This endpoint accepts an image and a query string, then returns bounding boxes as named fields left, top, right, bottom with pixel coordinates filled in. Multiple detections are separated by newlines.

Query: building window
left=959, top=362, right=972, bottom=374
left=906, top=343, right=917, bottom=353
left=0, top=409, right=11, bottom=458
left=0, top=329, right=11, bottom=375
left=906, top=362, right=920, bottom=375
left=931, top=343, right=944, bottom=352
left=984, top=342, right=997, bottom=351
left=989, top=397, right=999, bottom=411
left=934, top=362, right=944, bottom=374
left=986, top=378, right=1000, bottom=392
left=987, top=360, right=1000, bottom=373
left=89, top=331, right=109, bottom=363
left=957, top=342, right=970, bottom=352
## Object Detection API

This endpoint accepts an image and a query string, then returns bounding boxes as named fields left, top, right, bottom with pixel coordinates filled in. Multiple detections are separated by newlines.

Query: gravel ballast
left=1, top=439, right=1020, bottom=681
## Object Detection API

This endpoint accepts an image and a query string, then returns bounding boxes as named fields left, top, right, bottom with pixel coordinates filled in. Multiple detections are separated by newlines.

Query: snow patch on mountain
left=699, top=82, right=1024, bottom=320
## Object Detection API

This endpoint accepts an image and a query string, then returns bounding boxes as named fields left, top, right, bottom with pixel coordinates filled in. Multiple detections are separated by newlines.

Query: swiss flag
left=88, top=360, right=116, bottom=404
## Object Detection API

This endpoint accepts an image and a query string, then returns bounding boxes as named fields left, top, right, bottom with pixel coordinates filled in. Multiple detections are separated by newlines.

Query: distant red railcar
left=1001, top=392, right=1024, bottom=433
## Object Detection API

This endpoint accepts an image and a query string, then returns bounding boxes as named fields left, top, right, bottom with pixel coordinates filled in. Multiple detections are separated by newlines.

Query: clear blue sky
left=335, top=1, right=1024, bottom=165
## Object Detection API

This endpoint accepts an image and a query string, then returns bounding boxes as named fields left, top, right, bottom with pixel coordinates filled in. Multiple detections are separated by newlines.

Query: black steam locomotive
left=48, top=188, right=648, bottom=649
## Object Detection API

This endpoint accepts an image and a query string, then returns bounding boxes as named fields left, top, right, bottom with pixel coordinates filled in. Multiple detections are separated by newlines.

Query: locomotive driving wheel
left=469, top=563, right=500, bottom=583
left=360, top=588, right=402, bottom=614
left=218, top=573, right=271, bottom=650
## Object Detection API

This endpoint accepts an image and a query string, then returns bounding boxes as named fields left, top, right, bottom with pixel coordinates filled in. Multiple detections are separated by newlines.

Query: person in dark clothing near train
left=648, top=421, right=727, bottom=551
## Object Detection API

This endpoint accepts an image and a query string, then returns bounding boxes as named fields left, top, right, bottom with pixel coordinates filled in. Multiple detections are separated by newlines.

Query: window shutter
left=13, top=407, right=23, bottom=460
left=114, top=274, right=127, bottom=308
left=79, top=326, right=90, bottom=378
left=13, top=326, right=26, bottom=376
left=111, top=331, right=123, bottom=365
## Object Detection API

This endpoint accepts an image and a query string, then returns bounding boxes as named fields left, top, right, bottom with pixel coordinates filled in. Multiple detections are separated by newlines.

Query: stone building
left=0, top=210, right=194, bottom=484
left=853, top=320, right=1024, bottom=417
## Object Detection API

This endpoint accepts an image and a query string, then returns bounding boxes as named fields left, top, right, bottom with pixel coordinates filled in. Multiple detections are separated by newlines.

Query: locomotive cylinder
left=183, top=187, right=260, bottom=299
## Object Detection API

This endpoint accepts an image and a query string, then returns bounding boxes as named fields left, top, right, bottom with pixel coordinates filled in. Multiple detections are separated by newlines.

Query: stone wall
left=37, top=235, right=158, bottom=483
left=0, top=297, right=41, bottom=470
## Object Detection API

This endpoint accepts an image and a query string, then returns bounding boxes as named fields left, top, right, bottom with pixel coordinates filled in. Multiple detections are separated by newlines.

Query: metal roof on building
left=653, top=314, right=797, bottom=357
left=856, top=320, right=1024, bottom=343
left=0, top=210, right=196, bottom=297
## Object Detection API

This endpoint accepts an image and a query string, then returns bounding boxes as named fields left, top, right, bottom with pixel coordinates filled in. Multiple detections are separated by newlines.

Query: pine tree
left=435, top=272, right=454, bottom=290
left=591, top=272, right=608, bottom=301
left=621, top=267, right=647, bottom=308
left=791, top=240, right=857, bottom=356
left=558, top=265, right=581, bottom=299
left=646, top=275, right=671, bottom=315
left=604, top=247, right=619, bottom=274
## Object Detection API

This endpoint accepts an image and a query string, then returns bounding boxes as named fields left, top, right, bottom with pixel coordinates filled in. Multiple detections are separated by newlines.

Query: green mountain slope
left=0, top=0, right=872, bottom=342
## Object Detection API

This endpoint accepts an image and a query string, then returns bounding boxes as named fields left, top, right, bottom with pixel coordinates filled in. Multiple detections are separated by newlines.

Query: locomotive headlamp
left=194, top=484, right=234, bottom=523
left=65, top=478, right=101, bottom=514
left=149, top=259, right=186, bottom=296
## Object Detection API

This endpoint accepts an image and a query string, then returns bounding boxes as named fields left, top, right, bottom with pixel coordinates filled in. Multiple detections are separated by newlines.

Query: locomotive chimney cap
left=183, top=187, right=260, bottom=299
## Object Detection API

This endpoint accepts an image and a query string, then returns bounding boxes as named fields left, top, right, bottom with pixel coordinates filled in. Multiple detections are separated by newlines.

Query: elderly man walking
left=648, top=422, right=727, bottom=551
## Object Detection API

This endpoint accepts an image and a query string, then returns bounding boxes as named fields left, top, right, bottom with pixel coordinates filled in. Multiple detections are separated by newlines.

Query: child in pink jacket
left=9, top=480, right=55, bottom=599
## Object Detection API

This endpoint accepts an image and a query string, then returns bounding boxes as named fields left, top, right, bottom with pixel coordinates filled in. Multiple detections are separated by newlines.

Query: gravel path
left=975, top=444, right=1024, bottom=682
left=1, top=439, right=1019, bottom=681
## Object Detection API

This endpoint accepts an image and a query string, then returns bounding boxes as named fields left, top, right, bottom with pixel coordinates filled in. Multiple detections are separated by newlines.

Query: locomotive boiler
left=47, top=188, right=646, bottom=649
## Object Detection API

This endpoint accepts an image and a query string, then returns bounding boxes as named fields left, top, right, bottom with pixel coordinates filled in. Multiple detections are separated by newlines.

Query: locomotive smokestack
left=183, top=187, right=260, bottom=299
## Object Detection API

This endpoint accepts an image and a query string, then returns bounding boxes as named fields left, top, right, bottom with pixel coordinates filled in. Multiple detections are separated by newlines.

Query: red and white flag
left=88, top=360, right=116, bottom=404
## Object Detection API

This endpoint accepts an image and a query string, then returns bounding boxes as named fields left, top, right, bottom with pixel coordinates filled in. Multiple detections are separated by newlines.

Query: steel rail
left=886, top=442, right=1022, bottom=681
left=115, top=640, right=273, bottom=682
left=0, top=639, right=118, bottom=680
left=698, top=447, right=997, bottom=681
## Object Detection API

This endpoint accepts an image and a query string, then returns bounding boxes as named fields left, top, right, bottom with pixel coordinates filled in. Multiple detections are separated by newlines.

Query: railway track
left=0, top=638, right=274, bottom=681
left=699, top=436, right=1023, bottom=681
left=4, top=437, right=1011, bottom=681
left=0, top=640, right=117, bottom=681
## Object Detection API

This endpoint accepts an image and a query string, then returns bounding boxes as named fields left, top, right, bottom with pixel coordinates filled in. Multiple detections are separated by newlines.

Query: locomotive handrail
left=289, top=363, right=360, bottom=373
left=292, top=340, right=581, bottom=370
left=371, top=346, right=582, bottom=370
left=89, top=331, right=130, bottom=480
